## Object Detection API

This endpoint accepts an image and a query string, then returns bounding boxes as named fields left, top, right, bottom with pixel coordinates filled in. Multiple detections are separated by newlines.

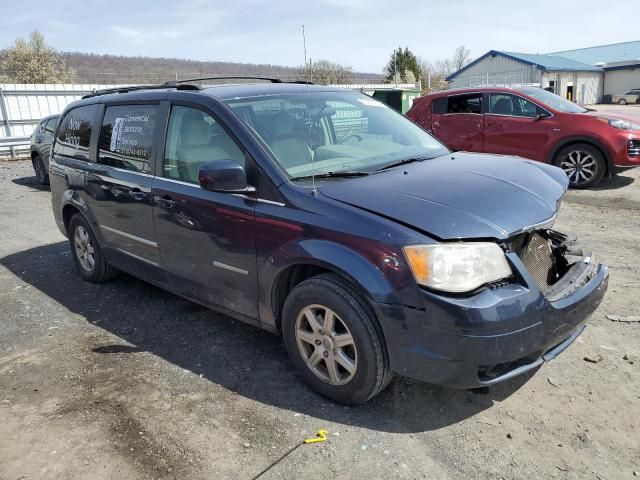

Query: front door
left=84, top=103, right=165, bottom=282
left=431, top=93, right=484, bottom=152
left=151, top=103, right=259, bottom=320
left=483, top=93, right=549, bottom=161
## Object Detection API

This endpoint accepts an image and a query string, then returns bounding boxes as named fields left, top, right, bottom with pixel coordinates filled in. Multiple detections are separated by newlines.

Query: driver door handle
left=154, top=195, right=175, bottom=208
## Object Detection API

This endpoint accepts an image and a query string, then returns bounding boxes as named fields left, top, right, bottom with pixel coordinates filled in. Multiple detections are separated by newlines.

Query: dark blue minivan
left=49, top=80, right=608, bottom=404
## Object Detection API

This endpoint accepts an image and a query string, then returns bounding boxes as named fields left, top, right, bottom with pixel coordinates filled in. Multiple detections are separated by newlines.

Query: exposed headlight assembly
left=599, top=117, right=640, bottom=131
left=403, top=243, right=512, bottom=293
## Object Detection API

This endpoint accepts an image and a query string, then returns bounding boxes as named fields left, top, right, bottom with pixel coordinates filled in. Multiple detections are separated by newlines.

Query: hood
left=585, top=110, right=640, bottom=127
left=319, top=152, right=568, bottom=241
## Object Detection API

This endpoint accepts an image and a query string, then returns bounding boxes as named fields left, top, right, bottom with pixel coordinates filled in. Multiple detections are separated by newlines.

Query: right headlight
left=403, top=243, right=512, bottom=293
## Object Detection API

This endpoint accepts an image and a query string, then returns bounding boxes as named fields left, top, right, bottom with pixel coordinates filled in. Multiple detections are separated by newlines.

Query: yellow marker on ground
left=304, top=429, right=328, bottom=444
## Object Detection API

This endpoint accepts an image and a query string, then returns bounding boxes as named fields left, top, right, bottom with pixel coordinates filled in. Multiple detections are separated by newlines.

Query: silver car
left=613, top=89, right=640, bottom=105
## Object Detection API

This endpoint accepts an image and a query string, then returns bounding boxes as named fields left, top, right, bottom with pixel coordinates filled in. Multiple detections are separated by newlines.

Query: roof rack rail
left=82, top=83, right=200, bottom=99
left=166, top=76, right=285, bottom=85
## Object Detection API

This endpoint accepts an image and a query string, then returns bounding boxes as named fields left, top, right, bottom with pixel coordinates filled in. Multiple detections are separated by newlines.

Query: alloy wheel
left=295, top=304, right=358, bottom=385
left=73, top=225, right=95, bottom=272
left=559, top=150, right=597, bottom=186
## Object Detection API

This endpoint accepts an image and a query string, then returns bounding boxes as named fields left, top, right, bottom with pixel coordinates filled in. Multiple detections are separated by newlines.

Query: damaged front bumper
left=378, top=230, right=609, bottom=389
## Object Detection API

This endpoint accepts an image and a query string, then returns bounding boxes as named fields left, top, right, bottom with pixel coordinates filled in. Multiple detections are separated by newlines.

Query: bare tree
left=0, top=31, right=74, bottom=83
left=417, top=46, right=472, bottom=93
left=452, top=45, right=472, bottom=72
left=296, top=59, right=353, bottom=84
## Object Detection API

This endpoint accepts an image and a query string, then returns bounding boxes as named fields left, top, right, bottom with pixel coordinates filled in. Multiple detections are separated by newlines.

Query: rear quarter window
left=54, top=105, right=99, bottom=161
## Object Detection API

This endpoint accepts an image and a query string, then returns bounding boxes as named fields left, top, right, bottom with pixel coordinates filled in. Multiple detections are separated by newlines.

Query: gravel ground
left=0, top=160, right=638, bottom=480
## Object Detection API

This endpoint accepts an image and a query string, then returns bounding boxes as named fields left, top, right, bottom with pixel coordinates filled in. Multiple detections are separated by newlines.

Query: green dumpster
left=372, top=88, right=421, bottom=114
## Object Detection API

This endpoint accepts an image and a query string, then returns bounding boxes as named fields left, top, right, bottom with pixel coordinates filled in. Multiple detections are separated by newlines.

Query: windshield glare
left=224, top=91, right=449, bottom=180
left=517, top=87, right=588, bottom=113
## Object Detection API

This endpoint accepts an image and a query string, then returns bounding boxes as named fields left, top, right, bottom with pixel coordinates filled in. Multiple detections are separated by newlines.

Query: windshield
left=223, top=90, right=449, bottom=180
left=517, top=87, right=588, bottom=113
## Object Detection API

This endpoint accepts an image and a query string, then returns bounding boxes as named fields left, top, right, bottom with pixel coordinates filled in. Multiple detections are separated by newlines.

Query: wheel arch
left=262, top=239, right=405, bottom=334
left=546, top=136, right=613, bottom=176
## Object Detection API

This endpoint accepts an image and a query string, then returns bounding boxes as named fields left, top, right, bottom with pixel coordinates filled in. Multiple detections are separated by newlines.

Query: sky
left=2, top=0, right=640, bottom=73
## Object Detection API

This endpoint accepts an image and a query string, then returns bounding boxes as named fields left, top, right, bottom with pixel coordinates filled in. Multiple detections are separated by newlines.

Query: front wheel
left=618, top=98, right=627, bottom=105
left=281, top=274, right=391, bottom=405
left=554, top=143, right=606, bottom=189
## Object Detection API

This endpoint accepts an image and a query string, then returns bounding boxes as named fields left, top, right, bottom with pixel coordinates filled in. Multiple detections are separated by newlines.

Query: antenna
left=302, top=24, right=316, bottom=194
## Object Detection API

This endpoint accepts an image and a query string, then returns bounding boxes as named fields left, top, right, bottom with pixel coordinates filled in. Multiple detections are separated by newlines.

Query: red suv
left=407, top=87, right=640, bottom=188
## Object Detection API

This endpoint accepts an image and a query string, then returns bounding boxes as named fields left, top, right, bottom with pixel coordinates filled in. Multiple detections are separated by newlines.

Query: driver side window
left=163, top=106, right=245, bottom=184
left=490, top=93, right=542, bottom=118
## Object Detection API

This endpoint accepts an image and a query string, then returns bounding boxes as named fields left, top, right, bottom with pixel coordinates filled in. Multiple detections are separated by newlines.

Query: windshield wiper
left=374, top=156, right=432, bottom=172
left=289, top=171, right=369, bottom=181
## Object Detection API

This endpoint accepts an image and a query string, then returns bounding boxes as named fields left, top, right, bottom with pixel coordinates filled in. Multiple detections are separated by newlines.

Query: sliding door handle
left=154, top=195, right=175, bottom=208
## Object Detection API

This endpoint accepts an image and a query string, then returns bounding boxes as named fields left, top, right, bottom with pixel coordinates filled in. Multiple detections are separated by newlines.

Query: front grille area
left=629, top=139, right=640, bottom=157
left=520, top=233, right=555, bottom=291
left=506, top=231, right=557, bottom=293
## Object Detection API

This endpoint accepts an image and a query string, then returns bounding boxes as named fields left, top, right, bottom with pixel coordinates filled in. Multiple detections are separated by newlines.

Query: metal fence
left=0, top=81, right=421, bottom=159
left=0, top=83, right=126, bottom=158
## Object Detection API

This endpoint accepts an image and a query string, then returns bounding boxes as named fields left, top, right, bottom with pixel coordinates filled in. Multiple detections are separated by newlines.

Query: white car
left=613, top=89, right=640, bottom=105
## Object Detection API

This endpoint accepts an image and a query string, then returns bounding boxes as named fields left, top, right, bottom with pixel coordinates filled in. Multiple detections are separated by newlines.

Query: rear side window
left=444, top=94, right=482, bottom=114
left=55, top=105, right=99, bottom=160
left=98, top=105, right=158, bottom=174
left=432, top=98, right=447, bottom=114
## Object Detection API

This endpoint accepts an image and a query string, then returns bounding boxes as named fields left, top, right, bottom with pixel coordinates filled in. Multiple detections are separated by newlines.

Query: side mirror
left=535, top=112, right=551, bottom=121
left=198, top=160, right=255, bottom=193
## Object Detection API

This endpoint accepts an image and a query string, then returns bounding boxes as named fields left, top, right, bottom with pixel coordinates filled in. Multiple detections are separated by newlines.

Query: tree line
left=0, top=31, right=471, bottom=92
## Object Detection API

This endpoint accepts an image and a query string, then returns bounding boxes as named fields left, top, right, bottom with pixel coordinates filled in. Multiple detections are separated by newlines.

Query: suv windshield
left=517, top=87, right=588, bottom=113
left=224, top=90, right=449, bottom=180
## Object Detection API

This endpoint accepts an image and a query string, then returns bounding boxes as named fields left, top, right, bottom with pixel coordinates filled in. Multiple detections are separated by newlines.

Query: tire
left=68, top=214, right=117, bottom=283
left=618, top=99, right=627, bottom=105
left=33, top=155, right=49, bottom=185
left=281, top=273, right=391, bottom=405
left=553, top=143, right=606, bottom=189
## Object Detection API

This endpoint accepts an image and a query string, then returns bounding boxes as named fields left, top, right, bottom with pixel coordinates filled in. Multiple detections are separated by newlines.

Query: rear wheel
left=281, top=273, right=391, bottom=405
left=69, top=214, right=117, bottom=283
left=554, top=143, right=606, bottom=189
left=33, top=155, right=49, bottom=185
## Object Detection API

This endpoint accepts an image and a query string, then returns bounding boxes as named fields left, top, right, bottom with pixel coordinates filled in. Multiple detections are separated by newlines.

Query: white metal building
left=447, top=41, right=640, bottom=105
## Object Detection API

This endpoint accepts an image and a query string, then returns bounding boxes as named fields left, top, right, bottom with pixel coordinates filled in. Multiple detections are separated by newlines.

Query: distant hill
left=62, top=52, right=382, bottom=84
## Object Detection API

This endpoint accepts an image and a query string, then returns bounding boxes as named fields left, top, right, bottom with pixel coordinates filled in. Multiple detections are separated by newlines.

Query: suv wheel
left=618, top=98, right=627, bottom=105
left=33, top=155, right=49, bottom=185
left=282, top=273, right=391, bottom=405
left=554, top=143, right=606, bottom=189
left=69, top=214, right=117, bottom=283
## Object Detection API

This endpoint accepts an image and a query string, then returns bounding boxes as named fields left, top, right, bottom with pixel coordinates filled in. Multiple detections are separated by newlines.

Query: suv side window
left=55, top=104, right=99, bottom=160
left=163, top=105, right=245, bottom=184
left=98, top=105, right=158, bottom=174
left=44, top=117, right=58, bottom=134
left=446, top=94, right=482, bottom=114
left=490, top=93, right=542, bottom=117
left=432, top=97, right=447, bottom=114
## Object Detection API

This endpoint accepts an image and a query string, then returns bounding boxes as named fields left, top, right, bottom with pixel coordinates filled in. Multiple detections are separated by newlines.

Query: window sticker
left=357, top=98, right=384, bottom=107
